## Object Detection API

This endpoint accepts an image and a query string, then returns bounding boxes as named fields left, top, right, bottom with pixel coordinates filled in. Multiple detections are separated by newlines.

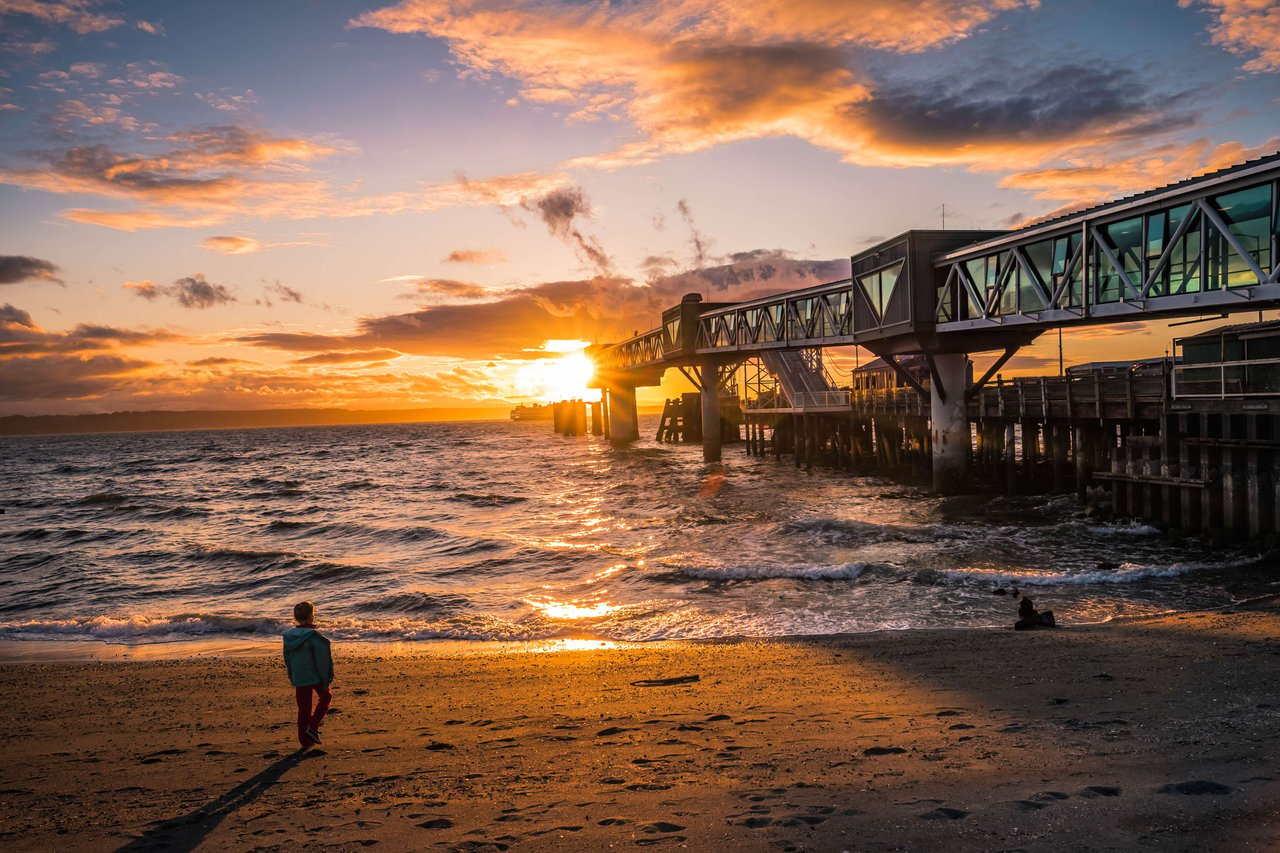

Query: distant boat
left=510, top=403, right=554, bottom=421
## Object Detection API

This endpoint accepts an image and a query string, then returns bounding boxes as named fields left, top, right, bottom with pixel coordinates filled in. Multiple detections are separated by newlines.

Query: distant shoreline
left=0, top=405, right=669, bottom=437
left=0, top=407, right=511, bottom=437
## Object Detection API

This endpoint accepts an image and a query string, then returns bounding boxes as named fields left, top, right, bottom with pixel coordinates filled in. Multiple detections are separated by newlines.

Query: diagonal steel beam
left=1141, top=204, right=1198, bottom=298
left=678, top=365, right=702, bottom=391
left=954, top=262, right=987, bottom=319
left=986, top=255, right=1018, bottom=316
left=922, top=349, right=946, bottom=404
left=1089, top=225, right=1143, bottom=301
left=881, top=354, right=929, bottom=397
left=1196, top=198, right=1268, bottom=284
left=1012, top=246, right=1053, bottom=311
left=1049, top=238, right=1085, bottom=307
left=965, top=345, right=1021, bottom=400
left=937, top=264, right=959, bottom=320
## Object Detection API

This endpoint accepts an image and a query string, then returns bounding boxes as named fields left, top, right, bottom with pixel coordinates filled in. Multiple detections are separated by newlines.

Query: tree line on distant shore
left=0, top=408, right=510, bottom=436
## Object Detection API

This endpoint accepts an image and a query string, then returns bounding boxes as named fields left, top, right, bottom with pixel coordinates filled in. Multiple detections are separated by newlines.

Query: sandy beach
left=2, top=605, right=1278, bottom=852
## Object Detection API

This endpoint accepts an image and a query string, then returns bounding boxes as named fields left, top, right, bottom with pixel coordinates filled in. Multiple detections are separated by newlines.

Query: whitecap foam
left=936, top=554, right=1265, bottom=587
left=677, top=561, right=868, bottom=581
left=0, top=613, right=287, bottom=640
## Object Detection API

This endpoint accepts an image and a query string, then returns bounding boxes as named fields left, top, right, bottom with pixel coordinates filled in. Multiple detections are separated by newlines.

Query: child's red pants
left=295, top=683, right=331, bottom=746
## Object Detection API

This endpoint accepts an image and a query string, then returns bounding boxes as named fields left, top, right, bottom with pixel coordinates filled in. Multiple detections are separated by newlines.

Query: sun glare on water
left=514, top=340, right=597, bottom=402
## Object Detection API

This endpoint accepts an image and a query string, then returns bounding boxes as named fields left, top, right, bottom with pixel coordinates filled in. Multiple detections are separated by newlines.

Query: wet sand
left=2, top=606, right=1279, bottom=852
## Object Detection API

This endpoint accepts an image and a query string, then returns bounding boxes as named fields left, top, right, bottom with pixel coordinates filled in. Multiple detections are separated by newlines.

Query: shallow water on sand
left=0, top=418, right=1275, bottom=648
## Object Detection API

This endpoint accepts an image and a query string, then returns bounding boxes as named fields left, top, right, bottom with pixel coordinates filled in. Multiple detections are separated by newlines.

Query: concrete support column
left=606, top=385, right=639, bottom=445
left=929, top=353, right=971, bottom=495
left=699, top=362, right=721, bottom=462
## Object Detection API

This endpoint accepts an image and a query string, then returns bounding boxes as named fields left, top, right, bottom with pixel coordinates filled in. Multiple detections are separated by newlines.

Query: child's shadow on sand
left=113, top=747, right=322, bottom=853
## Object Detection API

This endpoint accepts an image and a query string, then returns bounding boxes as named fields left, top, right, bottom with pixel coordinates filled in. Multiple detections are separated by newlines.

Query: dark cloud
left=188, top=356, right=253, bottom=366
left=0, top=354, right=154, bottom=400
left=241, top=250, right=847, bottom=360
left=0, top=255, right=61, bottom=285
left=257, top=281, right=304, bottom=307
left=520, top=186, right=612, bottom=275
left=293, top=349, right=403, bottom=365
left=126, top=274, right=236, bottom=309
left=654, top=252, right=848, bottom=297
left=69, top=324, right=177, bottom=344
left=857, top=64, right=1193, bottom=150
left=676, top=200, right=709, bottom=269
left=233, top=331, right=355, bottom=352
left=171, top=275, right=234, bottom=309
left=0, top=304, right=36, bottom=328
left=0, top=307, right=177, bottom=356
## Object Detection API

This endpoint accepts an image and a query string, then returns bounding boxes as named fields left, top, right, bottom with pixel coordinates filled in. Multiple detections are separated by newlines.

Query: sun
left=513, top=341, right=597, bottom=402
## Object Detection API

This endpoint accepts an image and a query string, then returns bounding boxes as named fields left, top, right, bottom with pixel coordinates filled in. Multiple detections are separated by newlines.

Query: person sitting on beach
left=283, top=600, right=334, bottom=748
left=1014, top=595, right=1056, bottom=631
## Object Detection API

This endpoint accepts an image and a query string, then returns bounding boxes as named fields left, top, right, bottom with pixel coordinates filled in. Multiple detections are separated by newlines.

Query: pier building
left=587, top=154, right=1280, bottom=539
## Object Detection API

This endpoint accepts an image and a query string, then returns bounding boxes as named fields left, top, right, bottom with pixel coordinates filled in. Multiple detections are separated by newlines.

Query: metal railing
left=1172, top=358, right=1280, bottom=397
left=791, top=391, right=851, bottom=409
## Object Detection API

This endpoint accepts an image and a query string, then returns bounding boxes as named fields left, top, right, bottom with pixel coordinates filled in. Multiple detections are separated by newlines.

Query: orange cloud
left=0, top=0, right=125, bottom=34
left=355, top=0, right=1212, bottom=173
left=0, top=128, right=341, bottom=212
left=200, top=235, right=327, bottom=254
left=1181, top=0, right=1280, bottom=73
left=293, top=349, right=404, bottom=365
left=3, top=120, right=571, bottom=230
left=1000, top=137, right=1280, bottom=213
left=238, top=249, right=847, bottom=360
left=442, top=247, right=507, bottom=264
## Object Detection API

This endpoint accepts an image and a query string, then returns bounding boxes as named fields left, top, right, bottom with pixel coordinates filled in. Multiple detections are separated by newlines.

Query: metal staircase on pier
left=753, top=350, right=849, bottom=412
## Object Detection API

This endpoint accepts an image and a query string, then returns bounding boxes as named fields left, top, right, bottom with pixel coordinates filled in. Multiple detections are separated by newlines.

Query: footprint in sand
left=919, top=807, right=969, bottom=820
left=416, top=818, right=454, bottom=829
left=1157, top=780, right=1234, bottom=795
left=863, top=746, right=907, bottom=756
left=991, top=800, right=1045, bottom=812
left=139, top=748, right=186, bottom=764
left=772, top=815, right=828, bottom=827
left=597, top=818, right=629, bottom=826
left=1078, top=785, right=1122, bottom=798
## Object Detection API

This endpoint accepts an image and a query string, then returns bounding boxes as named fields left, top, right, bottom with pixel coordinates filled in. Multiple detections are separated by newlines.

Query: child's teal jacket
left=283, top=626, right=334, bottom=687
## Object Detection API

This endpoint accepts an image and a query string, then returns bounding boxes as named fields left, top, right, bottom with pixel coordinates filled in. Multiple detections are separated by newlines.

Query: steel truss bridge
left=592, top=153, right=1280, bottom=391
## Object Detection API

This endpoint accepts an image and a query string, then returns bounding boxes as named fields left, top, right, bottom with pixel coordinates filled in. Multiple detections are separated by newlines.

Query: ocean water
left=0, top=418, right=1275, bottom=648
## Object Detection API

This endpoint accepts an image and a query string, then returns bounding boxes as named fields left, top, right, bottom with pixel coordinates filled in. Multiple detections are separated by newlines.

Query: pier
left=584, top=154, right=1280, bottom=541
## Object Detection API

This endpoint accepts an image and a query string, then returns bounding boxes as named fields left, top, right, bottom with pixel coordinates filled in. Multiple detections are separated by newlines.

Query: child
left=283, top=600, right=334, bottom=747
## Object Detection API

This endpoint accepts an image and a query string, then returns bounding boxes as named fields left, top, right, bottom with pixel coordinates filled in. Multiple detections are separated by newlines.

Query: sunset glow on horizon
left=1, top=0, right=1278, bottom=417
left=513, top=345, right=597, bottom=403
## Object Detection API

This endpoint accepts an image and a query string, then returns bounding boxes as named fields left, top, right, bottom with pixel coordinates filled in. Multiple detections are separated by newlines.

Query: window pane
left=1212, top=184, right=1273, bottom=287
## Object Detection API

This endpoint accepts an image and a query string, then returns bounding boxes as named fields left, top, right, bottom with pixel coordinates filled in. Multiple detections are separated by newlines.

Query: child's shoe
left=305, top=727, right=322, bottom=744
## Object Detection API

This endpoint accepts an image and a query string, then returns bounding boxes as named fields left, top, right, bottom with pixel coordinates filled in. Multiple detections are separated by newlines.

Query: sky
left=1, top=0, right=1278, bottom=416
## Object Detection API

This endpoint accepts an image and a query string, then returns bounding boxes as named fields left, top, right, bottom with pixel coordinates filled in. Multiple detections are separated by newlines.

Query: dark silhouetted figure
left=1014, top=595, right=1056, bottom=630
